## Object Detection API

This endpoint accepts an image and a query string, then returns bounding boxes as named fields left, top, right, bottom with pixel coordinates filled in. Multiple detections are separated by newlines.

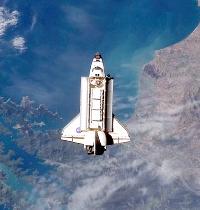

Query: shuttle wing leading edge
left=61, top=115, right=130, bottom=145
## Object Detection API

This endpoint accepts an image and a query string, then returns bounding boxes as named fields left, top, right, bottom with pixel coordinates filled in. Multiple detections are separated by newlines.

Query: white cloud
left=156, top=159, right=181, bottom=185
left=0, top=7, right=19, bottom=36
left=67, top=176, right=113, bottom=210
left=0, top=7, right=28, bottom=52
left=28, top=158, right=137, bottom=210
left=63, top=5, right=99, bottom=37
left=30, top=15, right=37, bottom=31
left=11, top=36, right=27, bottom=52
left=65, top=6, right=92, bottom=30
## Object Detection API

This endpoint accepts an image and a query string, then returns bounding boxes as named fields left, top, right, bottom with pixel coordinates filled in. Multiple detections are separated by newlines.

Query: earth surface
left=0, top=0, right=199, bottom=209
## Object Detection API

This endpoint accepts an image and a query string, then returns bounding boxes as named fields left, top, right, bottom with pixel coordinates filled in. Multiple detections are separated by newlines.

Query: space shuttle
left=61, top=52, right=130, bottom=155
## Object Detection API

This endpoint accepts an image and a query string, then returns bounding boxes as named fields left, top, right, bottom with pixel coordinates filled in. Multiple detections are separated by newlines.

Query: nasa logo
left=76, top=127, right=81, bottom=133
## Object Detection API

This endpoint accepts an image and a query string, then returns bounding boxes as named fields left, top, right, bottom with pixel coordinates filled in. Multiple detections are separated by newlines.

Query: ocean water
left=0, top=162, right=28, bottom=190
left=2, top=136, right=51, bottom=174
left=1, top=0, right=199, bottom=121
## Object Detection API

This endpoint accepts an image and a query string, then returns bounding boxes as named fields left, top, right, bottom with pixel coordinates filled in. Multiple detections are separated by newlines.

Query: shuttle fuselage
left=61, top=53, right=130, bottom=155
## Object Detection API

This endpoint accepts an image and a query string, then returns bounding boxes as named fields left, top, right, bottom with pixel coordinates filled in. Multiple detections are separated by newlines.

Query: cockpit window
left=92, top=67, right=103, bottom=72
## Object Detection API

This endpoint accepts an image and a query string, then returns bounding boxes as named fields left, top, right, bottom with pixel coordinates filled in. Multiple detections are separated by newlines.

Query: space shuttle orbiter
left=61, top=52, right=130, bottom=155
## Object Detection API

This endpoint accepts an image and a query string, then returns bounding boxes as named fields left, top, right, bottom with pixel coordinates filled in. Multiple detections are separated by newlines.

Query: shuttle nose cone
left=95, top=52, right=102, bottom=59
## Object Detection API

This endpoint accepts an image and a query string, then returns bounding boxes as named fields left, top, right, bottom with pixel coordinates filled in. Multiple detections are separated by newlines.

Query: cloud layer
left=12, top=36, right=27, bottom=52
left=0, top=7, right=19, bottom=36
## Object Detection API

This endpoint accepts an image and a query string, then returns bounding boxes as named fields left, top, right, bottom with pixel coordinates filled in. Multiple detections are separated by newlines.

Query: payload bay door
left=89, top=88, right=104, bottom=129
